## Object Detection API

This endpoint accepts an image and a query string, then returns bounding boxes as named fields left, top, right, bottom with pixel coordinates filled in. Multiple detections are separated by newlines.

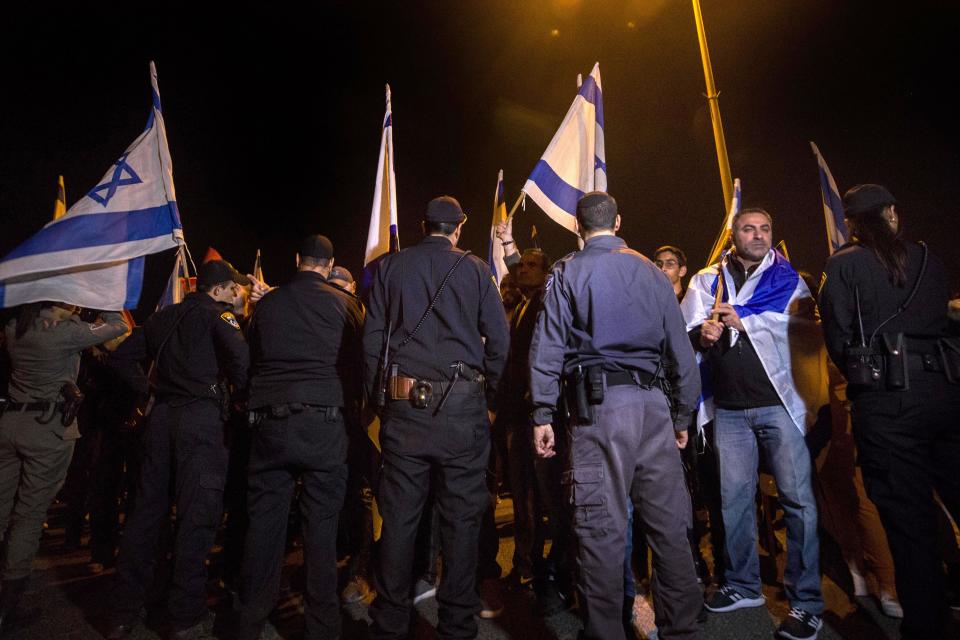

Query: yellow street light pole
left=692, top=0, right=734, bottom=214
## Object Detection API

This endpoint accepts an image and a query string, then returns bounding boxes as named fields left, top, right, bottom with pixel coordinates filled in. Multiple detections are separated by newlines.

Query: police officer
left=0, top=302, right=128, bottom=630
left=238, top=235, right=362, bottom=639
left=362, top=196, right=509, bottom=639
left=529, top=192, right=702, bottom=640
left=108, top=259, right=250, bottom=640
left=819, top=184, right=960, bottom=640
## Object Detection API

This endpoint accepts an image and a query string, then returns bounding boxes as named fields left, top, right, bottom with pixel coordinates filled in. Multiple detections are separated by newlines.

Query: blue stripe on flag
left=123, top=256, right=146, bottom=308
left=384, top=114, right=392, bottom=128
left=577, top=75, right=604, bottom=129
left=528, top=160, right=584, bottom=216
left=732, top=256, right=800, bottom=319
left=595, top=156, right=607, bottom=173
left=3, top=203, right=182, bottom=261
left=818, top=168, right=848, bottom=250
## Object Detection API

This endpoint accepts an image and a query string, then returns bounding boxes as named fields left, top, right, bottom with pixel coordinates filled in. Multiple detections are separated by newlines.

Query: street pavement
left=4, top=496, right=944, bottom=639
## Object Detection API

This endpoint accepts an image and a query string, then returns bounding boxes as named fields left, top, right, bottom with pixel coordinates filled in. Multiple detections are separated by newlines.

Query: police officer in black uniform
left=237, top=235, right=363, bottom=640
left=819, top=184, right=960, bottom=640
left=363, top=196, right=509, bottom=639
left=108, top=259, right=250, bottom=640
left=529, top=192, right=702, bottom=640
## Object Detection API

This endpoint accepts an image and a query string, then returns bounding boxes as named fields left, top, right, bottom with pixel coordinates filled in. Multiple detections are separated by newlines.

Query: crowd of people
left=0, top=185, right=958, bottom=640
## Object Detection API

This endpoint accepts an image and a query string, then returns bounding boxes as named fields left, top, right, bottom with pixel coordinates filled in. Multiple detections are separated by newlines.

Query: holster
left=881, top=332, right=909, bottom=391
left=938, top=337, right=960, bottom=384
left=59, top=382, right=85, bottom=426
left=565, top=365, right=602, bottom=423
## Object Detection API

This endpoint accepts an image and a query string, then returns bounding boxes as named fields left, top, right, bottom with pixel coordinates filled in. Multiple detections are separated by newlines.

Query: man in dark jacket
left=238, top=235, right=364, bottom=640
left=108, top=259, right=250, bottom=640
left=363, top=196, right=509, bottom=640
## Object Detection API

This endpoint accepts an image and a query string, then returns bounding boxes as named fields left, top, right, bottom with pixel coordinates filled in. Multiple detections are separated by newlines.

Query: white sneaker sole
left=704, top=595, right=766, bottom=613
left=413, top=586, right=437, bottom=605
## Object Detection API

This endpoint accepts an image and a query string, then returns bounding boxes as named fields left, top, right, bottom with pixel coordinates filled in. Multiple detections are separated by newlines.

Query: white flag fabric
left=0, top=61, right=183, bottom=310
left=523, top=63, right=606, bottom=235
left=157, top=246, right=189, bottom=310
left=810, top=142, right=849, bottom=255
left=680, top=249, right=829, bottom=434
left=488, top=170, right=509, bottom=285
left=364, top=84, right=399, bottom=267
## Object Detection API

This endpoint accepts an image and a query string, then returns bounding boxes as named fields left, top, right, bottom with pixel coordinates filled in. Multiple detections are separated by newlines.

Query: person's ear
left=295, top=253, right=301, bottom=268
left=614, top=214, right=621, bottom=232
left=679, top=266, right=688, bottom=278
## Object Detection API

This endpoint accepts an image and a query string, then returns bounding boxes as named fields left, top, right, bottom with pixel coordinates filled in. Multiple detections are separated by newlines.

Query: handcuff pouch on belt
left=566, top=365, right=604, bottom=423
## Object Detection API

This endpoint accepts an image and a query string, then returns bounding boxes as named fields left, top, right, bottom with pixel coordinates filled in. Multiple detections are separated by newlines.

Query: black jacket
left=362, top=235, right=510, bottom=409
left=248, top=271, right=364, bottom=409
left=820, top=241, right=952, bottom=375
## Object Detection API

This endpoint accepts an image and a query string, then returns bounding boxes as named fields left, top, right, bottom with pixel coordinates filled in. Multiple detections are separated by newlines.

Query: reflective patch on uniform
left=544, top=273, right=555, bottom=293
left=220, top=311, right=240, bottom=330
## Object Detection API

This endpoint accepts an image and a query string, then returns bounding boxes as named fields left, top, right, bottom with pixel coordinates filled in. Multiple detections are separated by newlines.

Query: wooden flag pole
left=505, top=191, right=525, bottom=223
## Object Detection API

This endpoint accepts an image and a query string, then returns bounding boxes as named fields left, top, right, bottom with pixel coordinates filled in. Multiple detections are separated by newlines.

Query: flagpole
left=505, top=191, right=525, bottom=222
left=692, top=0, right=734, bottom=211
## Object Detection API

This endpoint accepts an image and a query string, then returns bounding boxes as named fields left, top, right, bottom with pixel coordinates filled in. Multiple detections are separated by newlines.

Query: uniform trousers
left=565, top=385, right=700, bottom=640
left=110, top=399, right=229, bottom=631
left=238, top=406, right=347, bottom=640
left=370, top=389, right=490, bottom=640
left=851, top=371, right=960, bottom=640
left=0, top=409, right=76, bottom=580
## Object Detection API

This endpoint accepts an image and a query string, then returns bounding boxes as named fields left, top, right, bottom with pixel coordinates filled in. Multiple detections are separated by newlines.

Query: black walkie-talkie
left=373, top=318, right=393, bottom=409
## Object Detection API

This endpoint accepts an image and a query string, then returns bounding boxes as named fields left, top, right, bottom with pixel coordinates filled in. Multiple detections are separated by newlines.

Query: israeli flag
left=488, top=170, right=509, bottom=285
left=364, top=84, right=399, bottom=267
left=0, top=61, right=183, bottom=310
left=524, top=63, right=606, bottom=235
left=157, top=246, right=189, bottom=310
left=680, top=249, right=829, bottom=434
left=810, top=141, right=848, bottom=255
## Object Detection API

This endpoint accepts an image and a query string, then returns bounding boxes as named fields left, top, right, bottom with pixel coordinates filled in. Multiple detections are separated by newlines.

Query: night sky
left=3, top=1, right=959, bottom=313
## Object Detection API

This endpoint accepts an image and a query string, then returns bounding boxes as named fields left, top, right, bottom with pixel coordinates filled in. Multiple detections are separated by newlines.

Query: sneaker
left=776, top=607, right=823, bottom=640
left=478, top=578, right=504, bottom=619
left=173, top=613, right=215, bottom=640
left=412, top=578, right=437, bottom=605
left=878, top=592, right=903, bottom=619
left=703, top=585, right=766, bottom=613
left=536, top=575, right=571, bottom=617
left=341, top=575, right=373, bottom=604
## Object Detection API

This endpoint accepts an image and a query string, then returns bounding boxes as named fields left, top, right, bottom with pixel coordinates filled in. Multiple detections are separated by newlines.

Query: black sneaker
left=776, top=607, right=823, bottom=640
left=703, top=585, right=765, bottom=613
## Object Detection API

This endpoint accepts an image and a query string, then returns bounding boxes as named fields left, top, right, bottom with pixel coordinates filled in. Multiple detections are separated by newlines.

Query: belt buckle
left=411, top=380, right=433, bottom=409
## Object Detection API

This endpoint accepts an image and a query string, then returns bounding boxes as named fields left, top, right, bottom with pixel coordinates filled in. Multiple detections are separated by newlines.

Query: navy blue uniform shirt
left=529, top=234, right=700, bottom=426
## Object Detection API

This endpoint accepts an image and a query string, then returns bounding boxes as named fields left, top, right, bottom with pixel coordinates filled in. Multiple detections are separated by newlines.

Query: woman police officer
left=819, top=184, right=960, bottom=640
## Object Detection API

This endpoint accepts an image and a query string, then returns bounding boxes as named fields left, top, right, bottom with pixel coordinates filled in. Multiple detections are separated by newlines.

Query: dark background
left=2, top=0, right=959, bottom=313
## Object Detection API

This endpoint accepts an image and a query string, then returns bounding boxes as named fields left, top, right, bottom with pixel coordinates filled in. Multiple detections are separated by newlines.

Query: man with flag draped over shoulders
left=682, top=207, right=828, bottom=640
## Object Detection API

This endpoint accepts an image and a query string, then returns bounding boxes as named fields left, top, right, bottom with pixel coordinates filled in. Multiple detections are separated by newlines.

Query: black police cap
left=577, top=191, right=618, bottom=217
left=425, top=196, right=467, bottom=223
left=328, top=265, right=354, bottom=284
left=843, top=184, right=896, bottom=217
left=197, top=259, right=250, bottom=288
left=300, top=234, right=334, bottom=260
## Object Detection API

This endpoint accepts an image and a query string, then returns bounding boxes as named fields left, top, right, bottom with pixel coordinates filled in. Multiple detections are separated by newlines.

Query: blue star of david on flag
left=87, top=153, right=143, bottom=206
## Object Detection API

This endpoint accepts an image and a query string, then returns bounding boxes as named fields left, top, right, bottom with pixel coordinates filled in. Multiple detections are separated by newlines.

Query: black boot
left=0, top=578, right=40, bottom=635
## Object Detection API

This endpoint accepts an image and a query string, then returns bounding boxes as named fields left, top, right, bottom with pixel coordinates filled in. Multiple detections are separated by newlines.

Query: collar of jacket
left=583, top=234, right=626, bottom=250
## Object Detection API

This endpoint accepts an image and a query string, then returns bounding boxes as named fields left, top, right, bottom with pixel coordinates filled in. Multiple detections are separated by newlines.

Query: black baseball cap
left=197, top=259, right=250, bottom=288
left=299, top=234, right=334, bottom=260
left=328, top=266, right=354, bottom=284
left=843, top=184, right=896, bottom=217
left=425, top=196, right=467, bottom=223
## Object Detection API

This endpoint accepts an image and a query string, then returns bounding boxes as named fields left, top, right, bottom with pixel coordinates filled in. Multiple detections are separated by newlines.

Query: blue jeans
left=714, top=405, right=823, bottom=614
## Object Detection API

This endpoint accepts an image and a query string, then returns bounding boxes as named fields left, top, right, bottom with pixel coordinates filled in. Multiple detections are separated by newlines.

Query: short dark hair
left=522, top=248, right=550, bottom=271
left=732, top=207, right=773, bottom=230
left=197, top=280, right=233, bottom=294
left=653, top=245, right=687, bottom=267
left=576, top=192, right=618, bottom=232
left=299, top=255, right=332, bottom=269
left=424, top=220, right=460, bottom=236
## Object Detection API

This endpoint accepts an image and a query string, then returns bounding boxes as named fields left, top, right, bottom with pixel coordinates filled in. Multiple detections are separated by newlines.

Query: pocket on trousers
left=193, top=473, right=226, bottom=527
left=562, top=465, right=609, bottom=537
